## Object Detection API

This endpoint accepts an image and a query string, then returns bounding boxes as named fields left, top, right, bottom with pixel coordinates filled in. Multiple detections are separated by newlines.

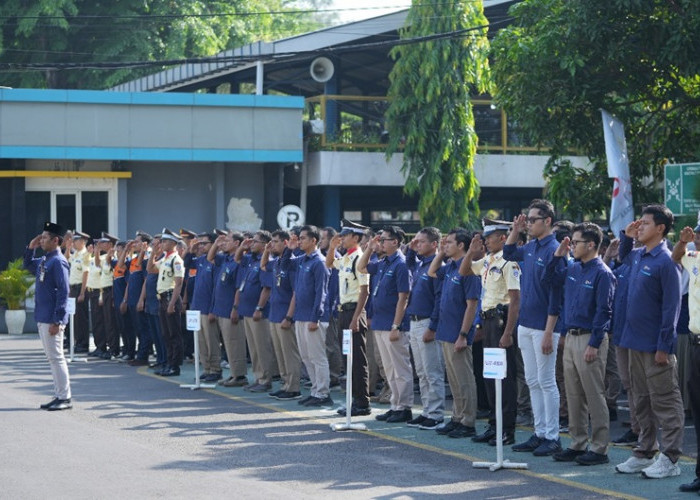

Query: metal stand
left=472, top=377, right=528, bottom=471
left=67, top=310, right=87, bottom=364
left=331, top=329, right=367, bottom=432
left=180, top=315, right=216, bottom=390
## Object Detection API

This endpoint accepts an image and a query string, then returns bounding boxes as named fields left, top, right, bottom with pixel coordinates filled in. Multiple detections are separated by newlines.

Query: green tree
left=385, top=0, right=491, bottom=230
left=0, top=0, right=332, bottom=89
left=492, top=0, right=700, bottom=219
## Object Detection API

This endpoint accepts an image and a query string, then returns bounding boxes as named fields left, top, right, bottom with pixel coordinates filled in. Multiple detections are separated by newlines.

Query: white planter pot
left=5, top=309, right=26, bottom=335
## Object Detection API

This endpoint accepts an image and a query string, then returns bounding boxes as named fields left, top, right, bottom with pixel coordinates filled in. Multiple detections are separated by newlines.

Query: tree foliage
left=491, top=0, right=700, bottom=220
left=385, top=0, right=491, bottom=230
left=0, top=0, right=332, bottom=89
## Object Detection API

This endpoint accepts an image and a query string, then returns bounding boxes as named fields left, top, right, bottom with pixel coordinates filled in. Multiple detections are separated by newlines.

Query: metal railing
left=305, top=95, right=544, bottom=154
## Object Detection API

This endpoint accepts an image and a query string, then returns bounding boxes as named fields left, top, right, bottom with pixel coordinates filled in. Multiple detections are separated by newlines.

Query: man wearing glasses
left=503, top=199, right=562, bottom=456
left=544, top=222, right=615, bottom=466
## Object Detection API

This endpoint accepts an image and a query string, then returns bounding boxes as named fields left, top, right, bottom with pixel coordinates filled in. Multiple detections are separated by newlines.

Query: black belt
left=409, top=315, right=429, bottom=321
left=567, top=328, right=591, bottom=336
left=339, top=302, right=357, bottom=312
left=480, top=308, right=502, bottom=320
left=157, top=290, right=173, bottom=300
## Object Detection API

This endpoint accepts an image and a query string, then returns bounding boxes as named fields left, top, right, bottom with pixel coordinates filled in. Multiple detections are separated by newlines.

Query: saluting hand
left=330, top=234, right=342, bottom=250
left=467, top=234, right=485, bottom=259
left=554, top=236, right=571, bottom=258
left=679, top=226, right=695, bottom=244
left=28, top=234, right=42, bottom=249
left=512, top=214, right=528, bottom=233
left=624, top=219, right=642, bottom=239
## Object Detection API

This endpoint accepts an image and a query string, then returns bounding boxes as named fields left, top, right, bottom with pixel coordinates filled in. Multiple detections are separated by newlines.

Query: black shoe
left=275, top=391, right=303, bottom=401
left=679, top=477, right=700, bottom=492
left=160, top=367, right=181, bottom=377
left=40, top=397, right=60, bottom=410
left=489, top=432, right=515, bottom=446
left=532, top=438, right=562, bottom=456
left=386, top=409, right=412, bottom=423
left=575, top=450, right=609, bottom=466
left=406, top=415, right=427, bottom=427
left=337, top=405, right=372, bottom=416
left=46, top=398, right=72, bottom=411
left=611, top=429, right=639, bottom=446
left=447, top=423, right=476, bottom=438
left=74, top=345, right=89, bottom=353
left=88, top=349, right=103, bottom=357
left=472, top=428, right=497, bottom=443
left=268, top=389, right=285, bottom=398
left=154, top=365, right=169, bottom=375
left=436, top=420, right=459, bottom=435
left=418, top=418, right=444, bottom=430
left=512, top=434, right=542, bottom=452
left=375, top=410, right=396, bottom=421
left=303, top=395, right=333, bottom=407
left=553, top=448, right=586, bottom=462
left=298, top=395, right=313, bottom=405
left=99, top=351, right=112, bottom=360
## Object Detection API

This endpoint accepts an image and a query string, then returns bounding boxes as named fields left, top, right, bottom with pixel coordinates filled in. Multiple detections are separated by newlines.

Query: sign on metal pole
left=277, top=205, right=305, bottom=230
left=665, top=163, right=700, bottom=215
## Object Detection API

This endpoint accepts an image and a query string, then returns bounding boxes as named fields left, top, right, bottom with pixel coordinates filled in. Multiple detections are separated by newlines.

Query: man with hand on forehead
left=64, top=230, right=91, bottom=353
left=24, top=222, right=72, bottom=411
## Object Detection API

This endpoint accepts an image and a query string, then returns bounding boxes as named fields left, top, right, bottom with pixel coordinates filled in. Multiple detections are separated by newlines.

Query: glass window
left=56, top=194, right=76, bottom=232
left=25, top=191, right=50, bottom=242
left=82, top=191, right=108, bottom=238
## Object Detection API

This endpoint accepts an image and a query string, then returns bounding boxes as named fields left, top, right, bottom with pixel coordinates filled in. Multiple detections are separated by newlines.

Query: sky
left=327, top=0, right=411, bottom=23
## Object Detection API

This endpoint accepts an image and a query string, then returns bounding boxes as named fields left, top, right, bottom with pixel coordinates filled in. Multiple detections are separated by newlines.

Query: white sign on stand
left=331, top=329, right=367, bottom=432
left=66, top=298, right=76, bottom=315
left=342, top=329, right=351, bottom=355
left=473, top=347, right=528, bottom=472
left=66, top=298, right=87, bottom=364
left=180, top=311, right=215, bottom=391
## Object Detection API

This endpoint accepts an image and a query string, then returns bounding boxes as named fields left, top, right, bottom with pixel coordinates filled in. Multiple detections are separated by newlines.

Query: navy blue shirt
left=366, top=250, right=411, bottom=331
left=405, top=249, right=441, bottom=331
left=268, top=249, right=296, bottom=323
left=435, top=257, right=481, bottom=344
left=503, top=234, right=560, bottom=330
left=190, top=254, right=216, bottom=314
left=24, top=248, right=70, bottom=325
left=125, top=257, right=146, bottom=307
left=544, top=256, right=615, bottom=348
left=145, top=270, right=159, bottom=315
left=618, top=234, right=681, bottom=353
left=211, top=253, right=239, bottom=318
left=293, top=249, right=329, bottom=323
left=322, top=265, right=339, bottom=322
left=238, top=252, right=272, bottom=318
left=611, top=263, right=630, bottom=346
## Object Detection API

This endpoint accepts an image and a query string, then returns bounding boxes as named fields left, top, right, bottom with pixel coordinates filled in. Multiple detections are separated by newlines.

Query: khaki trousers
left=270, top=321, right=301, bottom=392
left=243, top=317, right=274, bottom=386
left=217, top=317, right=247, bottom=379
left=295, top=321, right=329, bottom=398
left=441, top=341, right=476, bottom=426
left=374, top=330, right=414, bottom=410
left=616, top=346, right=642, bottom=435
left=198, top=314, right=222, bottom=374
left=629, top=349, right=684, bottom=462
left=563, top=333, right=609, bottom=454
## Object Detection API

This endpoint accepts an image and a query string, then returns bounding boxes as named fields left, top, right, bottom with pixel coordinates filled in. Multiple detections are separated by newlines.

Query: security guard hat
left=339, top=218, right=368, bottom=236
left=161, top=228, right=182, bottom=243
left=214, top=228, right=228, bottom=236
left=72, top=230, right=90, bottom=240
left=98, top=232, right=119, bottom=244
left=43, top=221, right=66, bottom=237
left=179, top=228, right=197, bottom=239
left=482, top=217, right=512, bottom=236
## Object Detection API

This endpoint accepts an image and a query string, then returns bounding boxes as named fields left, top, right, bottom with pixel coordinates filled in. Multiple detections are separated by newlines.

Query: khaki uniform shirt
left=332, top=247, right=370, bottom=304
left=68, top=248, right=89, bottom=286
left=681, top=251, right=700, bottom=333
left=472, top=250, right=521, bottom=312
left=156, top=251, right=185, bottom=294
left=86, top=254, right=103, bottom=290
left=99, top=254, right=114, bottom=288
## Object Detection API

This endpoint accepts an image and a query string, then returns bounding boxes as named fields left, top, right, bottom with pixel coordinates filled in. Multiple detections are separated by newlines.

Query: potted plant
left=0, top=258, right=35, bottom=334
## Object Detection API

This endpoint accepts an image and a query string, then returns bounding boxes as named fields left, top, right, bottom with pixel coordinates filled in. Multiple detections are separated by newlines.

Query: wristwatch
left=255, top=305, right=263, bottom=312
left=459, top=331, right=469, bottom=339
left=391, top=324, right=399, bottom=331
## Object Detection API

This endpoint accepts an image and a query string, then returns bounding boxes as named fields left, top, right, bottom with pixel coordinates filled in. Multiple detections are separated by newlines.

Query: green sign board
left=665, top=162, right=700, bottom=215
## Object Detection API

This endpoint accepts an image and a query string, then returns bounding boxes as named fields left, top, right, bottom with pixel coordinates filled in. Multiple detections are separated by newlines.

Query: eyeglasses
left=379, top=238, right=397, bottom=243
left=570, top=239, right=590, bottom=246
left=526, top=216, right=545, bottom=224
left=252, top=239, right=265, bottom=244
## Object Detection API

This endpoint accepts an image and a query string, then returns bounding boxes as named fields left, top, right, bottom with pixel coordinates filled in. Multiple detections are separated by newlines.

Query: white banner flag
left=602, top=110, right=634, bottom=236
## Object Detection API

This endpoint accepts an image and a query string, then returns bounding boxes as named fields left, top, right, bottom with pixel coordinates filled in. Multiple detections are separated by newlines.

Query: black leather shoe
left=375, top=410, right=396, bottom=421
left=337, top=405, right=372, bottom=417
left=679, top=478, right=700, bottom=492
left=160, top=367, right=181, bottom=377
left=40, top=397, right=60, bottom=410
left=47, top=399, right=72, bottom=411
left=489, top=432, right=515, bottom=446
left=472, top=428, right=497, bottom=443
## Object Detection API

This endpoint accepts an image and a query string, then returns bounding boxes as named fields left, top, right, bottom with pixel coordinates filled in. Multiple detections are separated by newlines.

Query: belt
left=690, top=333, right=700, bottom=346
left=567, top=328, right=591, bottom=336
left=480, top=308, right=502, bottom=320
left=409, top=315, right=429, bottom=321
left=157, top=290, right=174, bottom=300
left=339, top=302, right=357, bottom=312
left=102, top=286, right=112, bottom=291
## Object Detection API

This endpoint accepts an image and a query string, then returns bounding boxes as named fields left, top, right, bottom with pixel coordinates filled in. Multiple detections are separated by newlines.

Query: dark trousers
left=482, top=316, right=518, bottom=434
left=116, top=303, right=134, bottom=357
left=101, top=286, right=120, bottom=355
left=690, top=341, right=700, bottom=478
left=128, top=305, right=151, bottom=360
left=87, top=289, right=105, bottom=351
left=147, top=312, right=167, bottom=365
left=69, top=284, right=89, bottom=348
left=159, top=295, right=183, bottom=368
left=338, top=307, right=370, bottom=408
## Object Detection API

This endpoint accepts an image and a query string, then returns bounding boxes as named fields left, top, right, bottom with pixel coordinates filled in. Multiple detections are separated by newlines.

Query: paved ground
left=0, top=334, right=696, bottom=499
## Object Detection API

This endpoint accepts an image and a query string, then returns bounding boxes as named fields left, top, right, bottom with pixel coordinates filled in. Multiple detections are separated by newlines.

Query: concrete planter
left=5, top=309, right=26, bottom=335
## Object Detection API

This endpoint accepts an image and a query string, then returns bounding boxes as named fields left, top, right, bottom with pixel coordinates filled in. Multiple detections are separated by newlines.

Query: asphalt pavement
left=0, top=333, right=696, bottom=499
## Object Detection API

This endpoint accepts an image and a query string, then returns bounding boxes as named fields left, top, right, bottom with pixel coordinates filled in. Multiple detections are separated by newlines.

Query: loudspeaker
left=310, top=57, right=335, bottom=83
